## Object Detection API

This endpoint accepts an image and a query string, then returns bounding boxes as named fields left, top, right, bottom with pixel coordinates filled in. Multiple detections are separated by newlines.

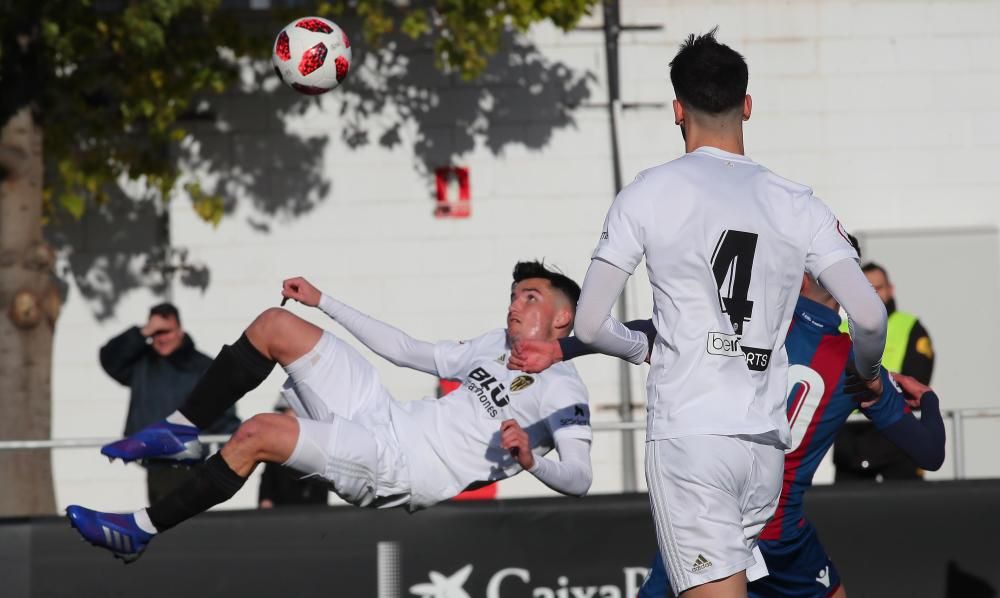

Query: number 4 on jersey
left=711, top=230, right=758, bottom=335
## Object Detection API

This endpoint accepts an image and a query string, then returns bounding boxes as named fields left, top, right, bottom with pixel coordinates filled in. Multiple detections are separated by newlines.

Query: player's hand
left=844, top=365, right=883, bottom=409
left=259, top=499, right=274, bottom=509
left=508, top=340, right=562, bottom=373
left=500, top=419, right=533, bottom=469
left=141, top=314, right=173, bottom=338
left=891, top=373, right=932, bottom=410
left=281, top=277, right=321, bottom=307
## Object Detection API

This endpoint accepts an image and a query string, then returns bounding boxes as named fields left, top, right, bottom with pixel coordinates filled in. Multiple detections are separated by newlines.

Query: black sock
left=147, top=453, right=247, bottom=532
left=179, top=333, right=275, bottom=429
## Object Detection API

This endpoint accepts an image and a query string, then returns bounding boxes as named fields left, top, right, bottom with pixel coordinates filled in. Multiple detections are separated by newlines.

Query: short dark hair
left=149, top=302, right=181, bottom=326
left=861, top=262, right=888, bottom=281
left=669, top=28, right=748, bottom=114
left=511, top=261, right=581, bottom=313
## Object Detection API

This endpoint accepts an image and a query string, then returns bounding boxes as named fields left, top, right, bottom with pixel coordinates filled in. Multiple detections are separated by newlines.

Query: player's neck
left=683, top=121, right=745, bottom=155
left=685, top=134, right=745, bottom=155
left=506, top=332, right=559, bottom=348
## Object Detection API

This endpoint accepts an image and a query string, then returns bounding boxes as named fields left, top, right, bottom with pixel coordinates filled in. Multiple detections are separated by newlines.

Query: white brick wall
left=50, top=0, right=1000, bottom=513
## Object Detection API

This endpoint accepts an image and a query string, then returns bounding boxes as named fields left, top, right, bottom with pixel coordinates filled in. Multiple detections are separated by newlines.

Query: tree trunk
left=0, top=106, right=56, bottom=516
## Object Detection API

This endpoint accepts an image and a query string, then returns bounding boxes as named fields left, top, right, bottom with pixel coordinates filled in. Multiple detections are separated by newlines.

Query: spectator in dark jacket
left=100, top=303, right=240, bottom=502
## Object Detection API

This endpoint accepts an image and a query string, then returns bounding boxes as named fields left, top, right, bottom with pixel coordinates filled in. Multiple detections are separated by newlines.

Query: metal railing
left=1, top=407, right=998, bottom=480
left=590, top=408, right=1000, bottom=480
left=0, top=435, right=232, bottom=451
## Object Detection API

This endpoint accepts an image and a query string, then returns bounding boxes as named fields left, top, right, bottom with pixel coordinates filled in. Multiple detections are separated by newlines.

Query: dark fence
left=1, top=480, right=998, bottom=597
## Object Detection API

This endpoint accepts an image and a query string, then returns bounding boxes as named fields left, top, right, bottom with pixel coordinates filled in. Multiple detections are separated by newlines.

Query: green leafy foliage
left=0, top=0, right=596, bottom=223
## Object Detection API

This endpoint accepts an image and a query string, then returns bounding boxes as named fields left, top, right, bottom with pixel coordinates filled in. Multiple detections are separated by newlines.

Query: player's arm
left=528, top=436, right=593, bottom=497
left=862, top=372, right=946, bottom=470
left=501, top=419, right=592, bottom=497
left=562, top=318, right=655, bottom=362
left=573, top=259, right=650, bottom=364
left=281, top=277, right=438, bottom=375
left=508, top=319, right=655, bottom=373
left=806, top=200, right=886, bottom=392
left=572, top=174, right=652, bottom=364
left=817, top=259, right=887, bottom=388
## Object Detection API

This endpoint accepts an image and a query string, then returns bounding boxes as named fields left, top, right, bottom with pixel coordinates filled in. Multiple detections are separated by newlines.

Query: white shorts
left=280, top=331, right=410, bottom=508
left=646, top=434, right=784, bottom=596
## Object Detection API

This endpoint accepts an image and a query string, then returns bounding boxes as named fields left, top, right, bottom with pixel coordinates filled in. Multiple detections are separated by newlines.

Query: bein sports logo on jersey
left=706, top=332, right=771, bottom=372
left=707, top=331, right=744, bottom=358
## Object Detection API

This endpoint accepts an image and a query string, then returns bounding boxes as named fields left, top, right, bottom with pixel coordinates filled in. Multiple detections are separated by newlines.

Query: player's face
left=508, top=279, right=561, bottom=343
left=865, top=270, right=894, bottom=305
left=150, top=317, right=184, bottom=357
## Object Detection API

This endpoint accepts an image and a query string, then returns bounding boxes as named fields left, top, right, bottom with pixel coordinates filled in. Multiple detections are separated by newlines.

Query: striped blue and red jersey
left=760, top=296, right=906, bottom=541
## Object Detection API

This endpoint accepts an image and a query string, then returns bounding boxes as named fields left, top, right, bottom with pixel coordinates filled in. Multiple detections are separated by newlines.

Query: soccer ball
left=272, top=17, right=351, bottom=95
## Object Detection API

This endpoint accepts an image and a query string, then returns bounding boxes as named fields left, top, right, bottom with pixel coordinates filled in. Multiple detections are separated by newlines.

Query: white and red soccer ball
left=272, top=17, right=351, bottom=95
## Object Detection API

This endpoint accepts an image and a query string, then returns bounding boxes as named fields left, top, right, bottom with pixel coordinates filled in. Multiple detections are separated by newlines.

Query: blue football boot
left=66, top=505, right=154, bottom=563
left=101, top=420, right=204, bottom=464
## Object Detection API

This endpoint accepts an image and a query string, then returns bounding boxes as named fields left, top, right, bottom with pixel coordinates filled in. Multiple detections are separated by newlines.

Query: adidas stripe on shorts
left=646, top=434, right=784, bottom=595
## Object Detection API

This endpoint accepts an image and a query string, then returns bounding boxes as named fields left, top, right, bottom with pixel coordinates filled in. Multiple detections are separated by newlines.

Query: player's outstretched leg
left=101, top=308, right=321, bottom=464
left=69, top=412, right=298, bottom=562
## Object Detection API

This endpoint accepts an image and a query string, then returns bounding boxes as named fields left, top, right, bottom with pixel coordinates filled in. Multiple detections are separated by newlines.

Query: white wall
left=50, top=0, right=1000, bottom=513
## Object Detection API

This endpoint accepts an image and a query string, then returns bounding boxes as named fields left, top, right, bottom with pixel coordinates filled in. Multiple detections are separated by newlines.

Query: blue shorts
left=638, top=519, right=841, bottom=598
left=750, top=520, right=841, bottom=598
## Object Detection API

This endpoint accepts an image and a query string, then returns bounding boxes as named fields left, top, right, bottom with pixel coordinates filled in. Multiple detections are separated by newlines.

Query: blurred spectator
left=100, top=303, right=241, bottom=502
left=258, top=404, right=329, bottom=508
left=861, top=262, right=934, bottom=383
left=834, top=262, right=935, bottom=482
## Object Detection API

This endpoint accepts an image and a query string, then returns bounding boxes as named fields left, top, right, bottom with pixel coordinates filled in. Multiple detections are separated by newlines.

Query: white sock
left=165, top=411, right=195, bottom=427
left=132, top=508, right=158, bottom=535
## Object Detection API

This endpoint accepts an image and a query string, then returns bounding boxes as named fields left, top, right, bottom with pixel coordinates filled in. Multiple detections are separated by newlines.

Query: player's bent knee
left=247, top=308, right=323, bottom=364
left=244, top=413, right=299, bottom=463
left=233, top=413, right=298, bottom=464
left=229, top=416, right=264, bottom=449
left=249, top=307, right=296, bottom=338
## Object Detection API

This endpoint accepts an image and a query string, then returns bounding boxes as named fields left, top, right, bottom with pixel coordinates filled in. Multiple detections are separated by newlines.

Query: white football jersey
left=389, top=329, right=591, bottom=509
left=593, top=146, right=857, bottom=445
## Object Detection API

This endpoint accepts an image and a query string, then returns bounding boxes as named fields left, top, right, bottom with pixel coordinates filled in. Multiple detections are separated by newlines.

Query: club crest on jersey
left=510, top=375, right=534, bottom=392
